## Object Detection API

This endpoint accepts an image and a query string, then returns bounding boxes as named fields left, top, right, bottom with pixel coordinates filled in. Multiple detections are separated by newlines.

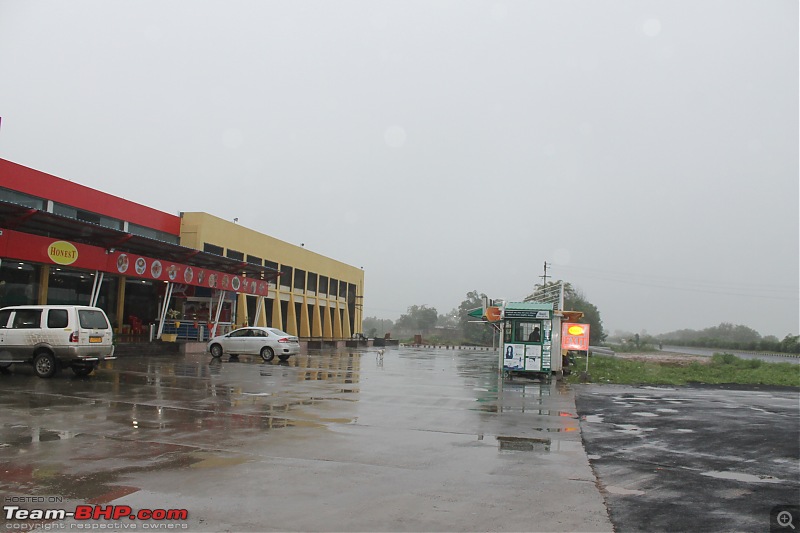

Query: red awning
left=0, top=200, right=279, bottom=281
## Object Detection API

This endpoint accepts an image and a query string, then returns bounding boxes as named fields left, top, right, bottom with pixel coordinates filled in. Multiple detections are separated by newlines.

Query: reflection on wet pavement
left=0, top=347, right=595, bottom=530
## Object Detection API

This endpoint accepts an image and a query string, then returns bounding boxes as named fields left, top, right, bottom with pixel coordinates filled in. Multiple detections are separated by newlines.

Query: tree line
left=656, top=323, right=799, bottom=354
left=362, top=281, right=607, bottom=346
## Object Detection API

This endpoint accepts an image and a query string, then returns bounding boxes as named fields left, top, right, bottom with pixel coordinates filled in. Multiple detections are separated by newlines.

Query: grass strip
left=566, top=353, right=800, bottom=387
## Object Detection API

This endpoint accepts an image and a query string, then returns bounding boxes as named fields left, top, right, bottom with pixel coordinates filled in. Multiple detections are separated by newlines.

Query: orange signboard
left=484, top=306, right=502, bottom=322
left=562, top=322, right=590, bottom=351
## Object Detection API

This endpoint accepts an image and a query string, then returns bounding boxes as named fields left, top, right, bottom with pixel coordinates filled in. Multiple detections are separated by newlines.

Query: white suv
left=0, top=305, right=116, bottom=378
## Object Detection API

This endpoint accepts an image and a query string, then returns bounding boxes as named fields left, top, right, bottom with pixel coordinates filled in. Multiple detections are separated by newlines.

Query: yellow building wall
left=180, top=212, right=364, bottom=339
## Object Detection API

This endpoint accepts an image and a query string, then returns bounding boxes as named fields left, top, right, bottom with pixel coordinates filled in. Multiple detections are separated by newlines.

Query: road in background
left=662, top=345, right=800, bottom=364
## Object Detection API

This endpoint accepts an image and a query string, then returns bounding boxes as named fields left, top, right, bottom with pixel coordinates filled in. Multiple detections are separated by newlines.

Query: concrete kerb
left=400, top=343, right=494, bottom=351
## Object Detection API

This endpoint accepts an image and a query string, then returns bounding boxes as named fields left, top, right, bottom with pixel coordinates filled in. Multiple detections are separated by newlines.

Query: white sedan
left=208, top=327, right=300, bottom=362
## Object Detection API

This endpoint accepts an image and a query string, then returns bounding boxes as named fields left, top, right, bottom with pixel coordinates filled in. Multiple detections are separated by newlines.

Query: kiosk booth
left=470, top=293, right=584, bottom=376
left=499, top=302, right=563, bottom=375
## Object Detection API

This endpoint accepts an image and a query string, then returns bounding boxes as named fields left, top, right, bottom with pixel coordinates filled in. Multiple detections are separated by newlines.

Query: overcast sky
left=1, top=0, right=797, bottom=338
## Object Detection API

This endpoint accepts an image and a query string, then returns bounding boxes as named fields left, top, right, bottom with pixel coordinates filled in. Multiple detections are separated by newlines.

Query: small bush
left=712, top=353, right=738, bottom=365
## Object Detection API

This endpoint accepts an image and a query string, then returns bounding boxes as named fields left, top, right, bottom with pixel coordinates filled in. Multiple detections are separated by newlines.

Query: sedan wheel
left=260, top=346, right=275, bottom=362
left=210, top=344, right=223, bottom=358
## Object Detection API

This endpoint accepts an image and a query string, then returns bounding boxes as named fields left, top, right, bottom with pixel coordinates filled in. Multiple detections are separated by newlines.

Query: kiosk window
left=504, top=322, right=512, bottom=343
left=516, top=321, right=541, bottom=342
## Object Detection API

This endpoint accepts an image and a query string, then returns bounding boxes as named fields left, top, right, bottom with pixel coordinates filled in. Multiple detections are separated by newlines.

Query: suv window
left=47, top=309, right=69, bottom=328
left=78, top=310, right=109, bottom=329
left=0, top=310, right=11, bottom=329
left=12, top=310, right=42, bottom=329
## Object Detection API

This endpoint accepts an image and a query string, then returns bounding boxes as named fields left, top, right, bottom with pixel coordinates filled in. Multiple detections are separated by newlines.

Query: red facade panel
left=0, top=158, right=180, bottom=236
left=0, top=228, right=269, bottom=296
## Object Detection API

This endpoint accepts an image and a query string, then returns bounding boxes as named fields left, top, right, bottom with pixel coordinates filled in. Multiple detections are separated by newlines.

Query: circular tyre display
left=260, top=347, right=275, bottom=362
left=210, top=344, right=223, bottom=358
left=33, top=352, right=58, bottom=378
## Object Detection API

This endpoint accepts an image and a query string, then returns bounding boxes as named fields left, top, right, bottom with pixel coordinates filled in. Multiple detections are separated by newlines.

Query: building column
left=333, top=302, right=343, bottom=339
left=299, top=295, right=311, bottom=338
left=312, top=301, right=323, bottom=338
left=37, top=265, right=49, bottom=304
left=255, top=297, right=267, bottom=327
left=322, top=301, right=333, bottom=339
left=116, top=276, right=126, bottom=333
left=236, top=293, right=249, bottom=327
left=286, top=294, right=298, bottom=336
left=271, top=296, right=282, bottom=330
left=342, top=305, right=352, bottom=339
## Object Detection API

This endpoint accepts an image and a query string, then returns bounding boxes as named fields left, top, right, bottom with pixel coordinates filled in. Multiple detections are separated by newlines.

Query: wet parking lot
left=1, top=347, right=797, bottom=532
left=0, top=348, right=610, bottom=532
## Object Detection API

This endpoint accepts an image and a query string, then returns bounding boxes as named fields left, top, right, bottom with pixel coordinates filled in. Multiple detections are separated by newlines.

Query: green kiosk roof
left=505, top=302, right=553, bottom=311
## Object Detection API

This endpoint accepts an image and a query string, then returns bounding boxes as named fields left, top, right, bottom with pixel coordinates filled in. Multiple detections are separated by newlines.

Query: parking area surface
left=0, top=348, right=611, bottom=532
left=575, top=384, right=800, bottom=532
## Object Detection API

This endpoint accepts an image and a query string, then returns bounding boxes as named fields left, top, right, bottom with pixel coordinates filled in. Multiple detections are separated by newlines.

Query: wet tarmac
left=0, top=348, right=611, bottom=532
left=575, top=384, right=800, bottom=532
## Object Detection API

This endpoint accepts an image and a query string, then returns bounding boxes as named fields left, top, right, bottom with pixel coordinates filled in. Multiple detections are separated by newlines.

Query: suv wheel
left=33, top=352, right=58, bottom=378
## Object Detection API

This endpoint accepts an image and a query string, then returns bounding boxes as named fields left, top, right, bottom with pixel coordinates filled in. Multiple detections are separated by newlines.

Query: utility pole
left=540, top=261, right=550, bottom=287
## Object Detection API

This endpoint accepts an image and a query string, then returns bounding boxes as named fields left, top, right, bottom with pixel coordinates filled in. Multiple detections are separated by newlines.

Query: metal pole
left=253, top=295, right=263, bottom=325
left=90, top=271, right=104, bottom=306
left=211, top=290, right=225, bottom=337
left=156, top=282, right=173, bottom=340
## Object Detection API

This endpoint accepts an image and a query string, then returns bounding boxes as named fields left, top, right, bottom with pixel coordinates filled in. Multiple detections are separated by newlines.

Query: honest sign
left=562, top=322, right=590, bottom=351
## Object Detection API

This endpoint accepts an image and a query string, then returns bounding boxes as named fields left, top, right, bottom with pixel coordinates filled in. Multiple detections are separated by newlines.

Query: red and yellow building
left=0, top=158, right=364, bottom=341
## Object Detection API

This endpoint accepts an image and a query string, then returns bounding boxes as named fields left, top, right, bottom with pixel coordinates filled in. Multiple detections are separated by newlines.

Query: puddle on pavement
left=701, top=471, right=784, bottom=484
left=0, top=451, right=202, bottom=503
left=0, top=425, right=83, bottom=446
left=605, top=485, right=645, bottom=496
left=496, top=436, right=551, bottom=452
left=613, top=424, right=655, bottom=435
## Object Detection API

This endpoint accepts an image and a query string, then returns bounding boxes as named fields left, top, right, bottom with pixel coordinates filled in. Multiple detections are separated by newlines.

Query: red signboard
left=0, top=228, right=271, bottom=297
left=562, top=322, right=591, bottom=351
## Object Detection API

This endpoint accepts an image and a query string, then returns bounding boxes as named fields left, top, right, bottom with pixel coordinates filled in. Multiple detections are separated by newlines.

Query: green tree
left=457, top=290, right=495, bottom=346
left=362, top=316, right=395, bottom=339
left=395, top=305, right=439, bottom=334
left=525, top=280, right=607, bottom=345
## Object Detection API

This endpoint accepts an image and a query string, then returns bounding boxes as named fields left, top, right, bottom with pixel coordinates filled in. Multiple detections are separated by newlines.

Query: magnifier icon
left=778, top=511, right=796, bottom=530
